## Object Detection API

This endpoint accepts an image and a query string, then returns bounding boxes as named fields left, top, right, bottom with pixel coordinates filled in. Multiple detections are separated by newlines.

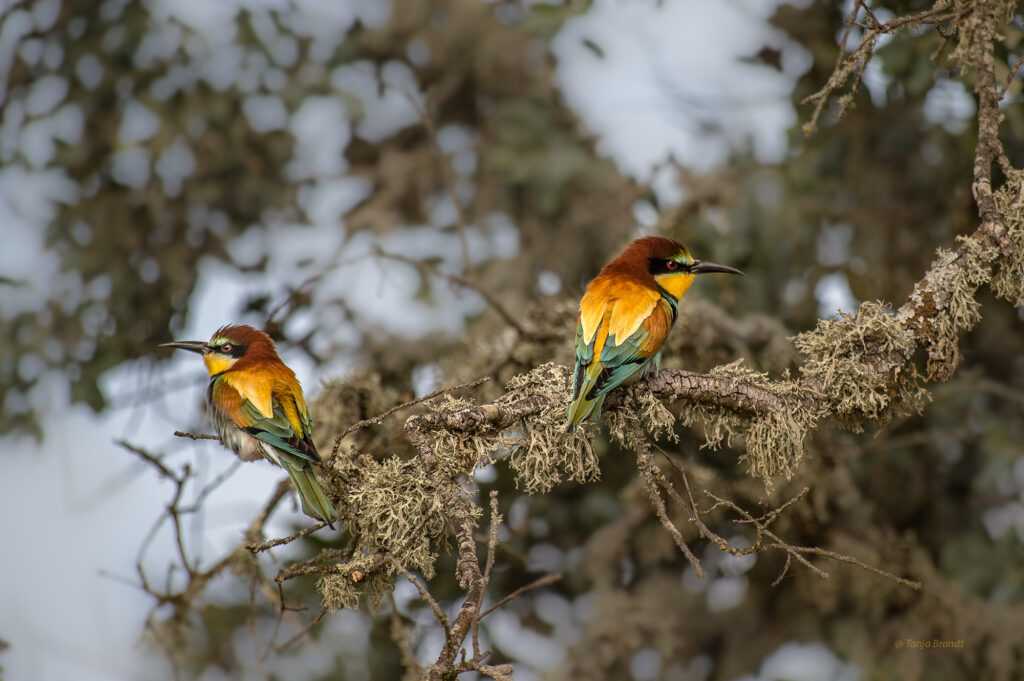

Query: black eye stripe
left=647, top=258, right=690, bottom=275
left=213, top=343, right=246, bottom=358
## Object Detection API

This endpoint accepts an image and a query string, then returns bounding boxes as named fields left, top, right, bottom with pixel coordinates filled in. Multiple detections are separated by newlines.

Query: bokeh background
left=2, top=1, right=1023, bottom=680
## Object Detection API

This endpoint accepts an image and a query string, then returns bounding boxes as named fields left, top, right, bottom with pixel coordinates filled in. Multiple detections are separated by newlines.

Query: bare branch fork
left=652, top=448, right=922, bottom=590
left=116, top=442, right=315, bottom=674
left=801, top=1, right=967, bottom=135
left=382, top=486, right=561, bottom=681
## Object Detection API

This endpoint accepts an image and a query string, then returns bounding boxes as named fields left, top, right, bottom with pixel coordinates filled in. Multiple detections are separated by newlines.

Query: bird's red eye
left=666, top=261, right=678, bottom=270
left=221, top=343, right=232, bottom=353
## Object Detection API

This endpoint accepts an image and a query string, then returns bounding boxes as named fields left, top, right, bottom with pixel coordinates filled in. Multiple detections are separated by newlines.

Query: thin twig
left=173, top=431, right=221, bottom=441
left=1000, top=50, right=1024, bottom=97
left=801, top=3, right=962, bottom=134
left=246, top=520, right=329, bottom=553
left=478, top=574, right=563, bottom=620
left=275, top=547, right=381, bottom=584
left=474, top=491, right=502, bottom=656
left=331, top=376, right=489, bottom=456
left=405, top=90, right=474, bottom=277
left=179, top=460, right=242, bottom=513
left=118, top=440, right=181, bottom=481
left=656, top=448, right=920, bottom=588
left=772, top=554, right=793, bottom=588
left=389, top=555, right=451, bottom=633
left=374, top=246, right=530, bottom=336
left=388, top=592, right=424, bottom=677
left=275, top=607, right=328, bottom=653
left=636, top=444, right=704, bottom=577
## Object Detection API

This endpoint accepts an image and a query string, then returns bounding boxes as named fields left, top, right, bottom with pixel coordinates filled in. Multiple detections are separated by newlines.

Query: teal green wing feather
left=570, top=317, right=593, bottom=398
left=591, top=322, right=658, bottom=397
left=567, top=318, right=601, bottom=430
left=298, top=403, right=313, bottom=438
left=566, top=297, right=680, bottom=431
left=567, top=319, right=659, bottom=430
left=239, top=397, right=336, bottom=525
left=240, top=399, right=320, bottom=464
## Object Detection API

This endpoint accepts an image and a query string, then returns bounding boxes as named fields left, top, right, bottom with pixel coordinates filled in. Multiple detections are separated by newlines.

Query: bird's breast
left=207, top=397, right=266, bottom=462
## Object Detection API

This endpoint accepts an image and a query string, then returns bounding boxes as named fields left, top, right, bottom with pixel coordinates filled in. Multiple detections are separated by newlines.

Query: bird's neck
left=203, top=354, right=237, bottom=377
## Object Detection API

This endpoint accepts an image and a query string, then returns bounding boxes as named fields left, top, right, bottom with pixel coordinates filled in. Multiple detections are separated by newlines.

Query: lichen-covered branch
left=895, top=0, right=1022, bottom=378
left=800, top=0, right=1024, bottom=380
left=403, top=418, right=492, bottom=680
left=403, top=367, right=791, bottom=438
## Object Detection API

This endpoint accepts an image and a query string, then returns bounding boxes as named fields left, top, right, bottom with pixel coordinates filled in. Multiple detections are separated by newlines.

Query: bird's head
left=621, top=236, right=743, bottom=300
left=160, top=325, right=278, bottom=377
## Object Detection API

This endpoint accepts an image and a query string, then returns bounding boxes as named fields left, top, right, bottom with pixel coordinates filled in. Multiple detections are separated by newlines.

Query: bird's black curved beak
left=160, top=340, right=210, bottom=355
left=690, top=260, right=744, bottom=276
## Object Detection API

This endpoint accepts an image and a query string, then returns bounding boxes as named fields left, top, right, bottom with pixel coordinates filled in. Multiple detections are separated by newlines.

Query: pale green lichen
left=633, top=389, right=679, bottom=443
left=604, top=358, right=812, bottom=485
left=507, top=424, right=599, bottom=494
left=319, top=449, right=466, bottom=610
left=343, top=456, right=450, bottom=579
left=742, top=410, right=810, bottom=484
left=903, top=237, right=996, bottom=380
left=504, top=363, right=600, bottom=493
left=427, top=394, right=488, bottom=479
left=606, top=382, right=679, bottom=450
left=422, top=363, right=600, bottom=494
left=794, top=302, right=927, bottom=430
left=319, top=572, right=361, bottom=611
left=936, top=239, right=993, bottom=377
left=991, top=169, right=1024, bottom=307
left=710, top=361, right=812, bottom=482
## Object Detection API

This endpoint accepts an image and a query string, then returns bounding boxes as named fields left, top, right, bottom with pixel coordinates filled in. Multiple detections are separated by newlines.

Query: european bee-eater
left=566, top=236, right=743, bottom=431
left=161, top=325, right=338, bottom=527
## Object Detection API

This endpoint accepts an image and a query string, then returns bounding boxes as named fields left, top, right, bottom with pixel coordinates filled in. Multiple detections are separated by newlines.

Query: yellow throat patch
left=654, top=271, right=696, bottom=300
left=203, top=353, right=237, bottom=377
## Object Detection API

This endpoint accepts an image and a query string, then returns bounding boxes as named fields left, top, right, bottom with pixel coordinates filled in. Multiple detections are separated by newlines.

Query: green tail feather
left=281, top=458, right=338, bottom=528
left=565, top=392, right=606, bottom=432
left=566, top=357, right=609, bottom=432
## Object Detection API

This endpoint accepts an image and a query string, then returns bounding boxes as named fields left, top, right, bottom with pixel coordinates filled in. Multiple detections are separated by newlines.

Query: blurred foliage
left=0, top=0, right=638, bottom=436
left=4, top=0, right=1024, bottom=680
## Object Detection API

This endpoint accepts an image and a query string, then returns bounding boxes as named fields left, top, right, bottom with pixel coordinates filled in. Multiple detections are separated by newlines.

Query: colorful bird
left=566, top=236, right=743, bottom=431
left=161, top=325, right=338, bottom=527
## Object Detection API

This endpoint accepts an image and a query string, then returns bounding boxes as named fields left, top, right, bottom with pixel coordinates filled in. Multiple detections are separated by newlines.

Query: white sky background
left=552, top=0, right=812, bottom=185
left=0, top=0, right=986, bottom=679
